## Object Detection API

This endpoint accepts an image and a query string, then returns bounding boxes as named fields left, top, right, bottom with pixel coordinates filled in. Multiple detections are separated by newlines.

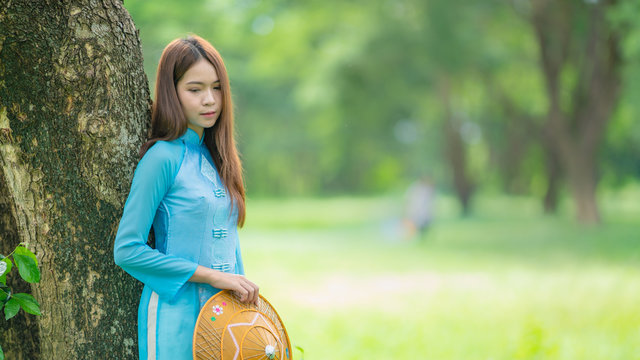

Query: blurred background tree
left=123, top=0, right=640, bottom=223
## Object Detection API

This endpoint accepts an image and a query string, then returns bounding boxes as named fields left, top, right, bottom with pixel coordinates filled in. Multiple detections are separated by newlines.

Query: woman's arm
left=189, top=266, right=259, bottom=305
left=114, top=141, right=198, bottom=302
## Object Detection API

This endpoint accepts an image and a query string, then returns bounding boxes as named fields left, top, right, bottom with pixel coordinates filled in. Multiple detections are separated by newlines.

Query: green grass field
left=239, top=188, right=640, bottom=360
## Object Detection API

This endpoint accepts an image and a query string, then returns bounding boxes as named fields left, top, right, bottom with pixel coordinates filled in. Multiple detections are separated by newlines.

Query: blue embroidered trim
left=200, top=153, right=218, bottom=186
left=201, top=154, right=227, bottom=198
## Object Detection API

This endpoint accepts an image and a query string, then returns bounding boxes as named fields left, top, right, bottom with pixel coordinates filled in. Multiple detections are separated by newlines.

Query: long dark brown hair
left=140, top=34, right=246, bottom=226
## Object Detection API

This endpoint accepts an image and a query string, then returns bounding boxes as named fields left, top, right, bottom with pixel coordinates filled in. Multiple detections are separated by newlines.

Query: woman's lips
left=201, top=111, right=216, bottom=117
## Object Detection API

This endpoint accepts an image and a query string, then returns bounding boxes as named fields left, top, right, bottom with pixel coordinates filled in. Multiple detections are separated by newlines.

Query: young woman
left=113, top=34, right=259, bottom=359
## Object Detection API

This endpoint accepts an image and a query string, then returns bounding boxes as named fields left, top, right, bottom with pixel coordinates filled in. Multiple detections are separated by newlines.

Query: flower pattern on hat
left=212, top=304, right=224, bottom=316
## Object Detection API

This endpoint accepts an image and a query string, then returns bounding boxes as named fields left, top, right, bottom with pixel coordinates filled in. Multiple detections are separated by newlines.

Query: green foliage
left=601, top=0, right=640, bottom=185
left=123, top=0, right=640, bottom=197
left=0, top=258, right=12, bottom=285
left=3, top=298, right=19, bottom=321
left=0, top=245, right=41, bottom=359
left=12, top=246, right=39, bottom=283
left=0, top=243, right=42, bottom=337
left=11, top=293, right=41, bottom=316
left=0, top=244, right=41, bottom=360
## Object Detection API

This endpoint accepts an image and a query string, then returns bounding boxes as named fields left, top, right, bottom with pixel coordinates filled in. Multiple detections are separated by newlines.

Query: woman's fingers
left=251, top=282, right=259, bottom=304
left=242, top=278, right=259, bottom=304
left=209, top=271, right=259, bottom=304
left=238, top=278, right=259, bottom=304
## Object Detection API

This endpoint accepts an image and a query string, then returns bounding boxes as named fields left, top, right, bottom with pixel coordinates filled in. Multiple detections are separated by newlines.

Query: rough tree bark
left=531, top=0, right=621, bottom=224
left=0, top=0, right=149, bottom=358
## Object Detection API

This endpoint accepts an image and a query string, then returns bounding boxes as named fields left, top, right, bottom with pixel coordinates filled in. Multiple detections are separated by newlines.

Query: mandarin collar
left=180, top=128, right=204, bottom=145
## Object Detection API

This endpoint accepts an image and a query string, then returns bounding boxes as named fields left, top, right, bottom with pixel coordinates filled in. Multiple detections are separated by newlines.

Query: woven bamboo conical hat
left=193, top=290, right=292, bottom=360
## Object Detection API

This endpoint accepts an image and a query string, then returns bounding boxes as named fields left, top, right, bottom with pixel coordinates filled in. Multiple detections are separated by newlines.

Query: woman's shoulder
left=138, top=139, right=186, bottom=173
left=145, top=139, right=184, bottom=156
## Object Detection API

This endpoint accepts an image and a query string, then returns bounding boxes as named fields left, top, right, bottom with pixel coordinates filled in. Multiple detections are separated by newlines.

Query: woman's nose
left=203, top=89, right=215, bottom=105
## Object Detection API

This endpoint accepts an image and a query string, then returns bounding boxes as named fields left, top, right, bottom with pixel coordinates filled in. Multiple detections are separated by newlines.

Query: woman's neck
left=187, top=124, right=204, bottom=140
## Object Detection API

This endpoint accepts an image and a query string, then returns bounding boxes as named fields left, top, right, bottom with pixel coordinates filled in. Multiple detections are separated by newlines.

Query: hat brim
left=193, top=290, right=292, bottom=360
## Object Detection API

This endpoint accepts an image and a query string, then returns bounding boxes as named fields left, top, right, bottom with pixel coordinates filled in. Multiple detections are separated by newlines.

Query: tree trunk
left=439, top=76, right=474, bottom=216
left=566, top=151, right=600, bottom=223
left=542, top=145, right=562, bottom=214
left=531, top=0, right=620, bottom=224
left=540, top=123, right=562, bottom=214
left=0, top=1, right=150, bottom=358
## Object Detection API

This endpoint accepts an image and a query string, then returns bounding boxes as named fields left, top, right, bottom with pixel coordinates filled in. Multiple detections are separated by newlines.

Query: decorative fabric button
left=211, top=263, right=233, bottom=272
left=212, top=228, right=228, bottom=238
left=214, top=188, right=226, bottom=197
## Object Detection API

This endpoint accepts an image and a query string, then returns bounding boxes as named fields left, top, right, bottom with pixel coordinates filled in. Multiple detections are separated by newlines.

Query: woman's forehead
left=181, top=59, right=219, bottom=84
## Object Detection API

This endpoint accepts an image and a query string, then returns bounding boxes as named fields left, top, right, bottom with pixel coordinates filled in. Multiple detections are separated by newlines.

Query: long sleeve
left=113, top=141, right=198, bottom=302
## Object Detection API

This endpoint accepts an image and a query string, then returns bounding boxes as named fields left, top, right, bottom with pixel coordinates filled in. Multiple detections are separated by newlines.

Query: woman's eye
left=214, top=86, right=221, bottom=90
left=188, top=89, right=200, bottom=93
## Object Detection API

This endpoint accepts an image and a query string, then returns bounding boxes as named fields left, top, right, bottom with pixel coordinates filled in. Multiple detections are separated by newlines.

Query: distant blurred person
left=404, top=176, right=435, bottom=239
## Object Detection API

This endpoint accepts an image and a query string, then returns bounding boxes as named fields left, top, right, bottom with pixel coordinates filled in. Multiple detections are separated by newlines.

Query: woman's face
left=176, top=58, right=222, bottom=138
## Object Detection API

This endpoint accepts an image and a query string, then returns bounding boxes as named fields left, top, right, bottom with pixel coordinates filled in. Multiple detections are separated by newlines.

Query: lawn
left=239, top=188, right=640, bottom=360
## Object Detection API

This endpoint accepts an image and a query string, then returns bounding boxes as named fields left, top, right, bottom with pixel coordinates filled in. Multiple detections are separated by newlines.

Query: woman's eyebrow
left=185, top=80, right=220, bottom=85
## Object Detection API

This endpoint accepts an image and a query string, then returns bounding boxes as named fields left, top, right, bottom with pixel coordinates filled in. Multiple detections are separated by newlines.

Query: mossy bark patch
left=0, top=1, right=151, bottom=358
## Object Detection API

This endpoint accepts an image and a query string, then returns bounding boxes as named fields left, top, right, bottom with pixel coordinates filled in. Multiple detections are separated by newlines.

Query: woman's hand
left=210, top=271, right=259, bottom=305
left=190, top=265, right=259, bottom=305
